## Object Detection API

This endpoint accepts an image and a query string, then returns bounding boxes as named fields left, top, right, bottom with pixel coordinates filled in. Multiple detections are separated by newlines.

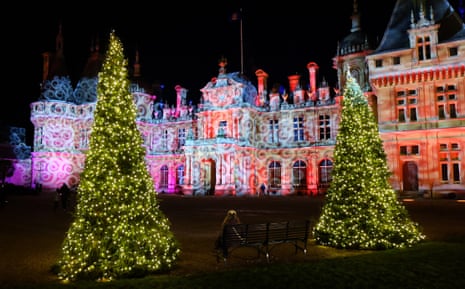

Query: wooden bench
left=216, top=219, right=311, bottom=263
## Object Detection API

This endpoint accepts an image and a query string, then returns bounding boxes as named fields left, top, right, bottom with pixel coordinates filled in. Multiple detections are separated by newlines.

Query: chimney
left=133, top=50, right=141, bottom=78
left=288, top=74, right=300, bottom=93
left=42, top=52, right=51, bottom=82
left=306, top=62, right=319, bottom=95
left=175, top=85, right=187, bottom=117
left=255, top=69, right=269, bottom=106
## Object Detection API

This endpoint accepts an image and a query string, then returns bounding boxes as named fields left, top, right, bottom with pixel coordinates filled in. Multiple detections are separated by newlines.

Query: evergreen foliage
left=313, top=71, right=425, bottom=249
left=56, top=32, right=180, bottom=281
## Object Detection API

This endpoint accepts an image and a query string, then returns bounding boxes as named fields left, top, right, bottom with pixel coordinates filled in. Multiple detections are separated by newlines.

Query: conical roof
left=44, top=24, right=69, bottom=80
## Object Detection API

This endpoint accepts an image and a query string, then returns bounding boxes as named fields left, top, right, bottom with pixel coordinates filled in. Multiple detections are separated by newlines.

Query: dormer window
left=417, top=36, right=431, bottom=60
left=407, top=5, right=439, bottom=62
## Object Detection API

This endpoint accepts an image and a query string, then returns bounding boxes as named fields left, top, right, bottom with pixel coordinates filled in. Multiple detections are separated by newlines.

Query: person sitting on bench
left=214, top=209, right=241, bottom=251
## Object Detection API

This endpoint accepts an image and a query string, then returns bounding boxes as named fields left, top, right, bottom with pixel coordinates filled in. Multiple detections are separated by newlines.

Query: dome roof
left=338, top=30, right=371, bottom=56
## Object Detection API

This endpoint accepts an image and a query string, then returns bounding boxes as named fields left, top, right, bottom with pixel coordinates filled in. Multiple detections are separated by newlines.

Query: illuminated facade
left=369, top=0, right=465, bottom=197
left=27, top=0, right=465, bottom=196
left=31, top=53, right=339, bottom=196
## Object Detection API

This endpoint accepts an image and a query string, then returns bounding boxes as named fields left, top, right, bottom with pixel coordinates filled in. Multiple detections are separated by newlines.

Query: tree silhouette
left=56, top=31, right=180, bottom=281
left=313, top=71, right=425, bottom=249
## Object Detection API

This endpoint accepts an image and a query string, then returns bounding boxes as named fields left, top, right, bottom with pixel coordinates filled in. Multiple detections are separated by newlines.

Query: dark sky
left=3, top=0, right=462, bottom=144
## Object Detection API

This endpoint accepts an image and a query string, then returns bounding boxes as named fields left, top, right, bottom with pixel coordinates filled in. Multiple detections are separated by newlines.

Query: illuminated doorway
left=402, top=161, right=418, bottom=192
left=202, top=159, right=216, bottom=195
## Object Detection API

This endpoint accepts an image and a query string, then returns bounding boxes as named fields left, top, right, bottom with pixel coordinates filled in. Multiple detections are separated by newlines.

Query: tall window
left=318, top=114, right=330, bottom=140
left=398, top=108, right=406, bottom=122
left=438, top=105, right=446, bottom=119
left=78, top=128, right=90, bottom=149
left=436, top=84, right=458, bottom=119
left=292, top=160, right=307, bottom=187
left=35, top=127, right=44, bottom=149
left=178, top=128, right=186, bottom=150
left=218, top=120, right=227, bottom=137
left=176, top=165, right=184, bottom=185
left=319, top=159, right=333, bottom=185
left=449, top=103, right=457, bottom=118
left=409, top=107, right=417, bottom=121
left=160, top=165, right=169, bottom=190
left=396, top=89, right=418, bottom=122
left=161, top=130, right=168, bottom=151
left=293, top=116, right=304, bottom=141
left=269, top=119, right=279, bottom=143
left=268, top=161, right=281, bottom=189
left=417, top=36, right=431, bottom=60
left=439, top=143, right=461, bottom=183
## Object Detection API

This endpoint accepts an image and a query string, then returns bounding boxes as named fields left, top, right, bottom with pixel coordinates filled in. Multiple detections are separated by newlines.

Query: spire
left=43, top=23, right=68, bottom=80
left=90, top=34, right=100, bottom=53
left=56, top=22, right=64, bottom=55
left=430, top=5, right=435, bottom=23
left=350, top=0, right=361, bottom=33
left=133, top=49, right=141, bottom=78
left=459, top=0, right=464, bottom=20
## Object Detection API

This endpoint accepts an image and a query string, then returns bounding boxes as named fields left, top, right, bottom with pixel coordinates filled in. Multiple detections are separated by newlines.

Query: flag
left=231, top=10, right=241, bottom=22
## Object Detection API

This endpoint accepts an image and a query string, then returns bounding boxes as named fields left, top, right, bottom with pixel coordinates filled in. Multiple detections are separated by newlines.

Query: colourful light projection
left=31, top=60, right=340, bottom=196
left=25, top=0, right=465, bottom=196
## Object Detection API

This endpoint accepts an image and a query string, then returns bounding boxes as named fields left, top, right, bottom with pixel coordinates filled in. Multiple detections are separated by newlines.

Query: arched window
left=268, top=161, right=281, bottom=189
left=160, top=165, right=169, bottom=190
left=319, top=159, right=333, bottom=186
left=176, top=165, right=184, bottom=185
left=292, top=160, right=307, bottom=187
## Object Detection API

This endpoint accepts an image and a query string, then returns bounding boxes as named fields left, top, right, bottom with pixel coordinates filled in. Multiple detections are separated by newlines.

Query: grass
left=2, top=192, right=465, bottom=289
left=3, top=241, right=465, bottom=289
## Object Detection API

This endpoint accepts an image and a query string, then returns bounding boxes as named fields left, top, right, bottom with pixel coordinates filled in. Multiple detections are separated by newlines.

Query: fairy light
left=56, top=31, right=180, bottom=281
left=313, top=71, right=425, bottom=249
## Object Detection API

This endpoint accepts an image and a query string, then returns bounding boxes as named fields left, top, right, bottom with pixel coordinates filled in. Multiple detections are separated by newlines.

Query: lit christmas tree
left=313, top=71, right=425, bottom=249
left=56, top=31, right=180, bottom=281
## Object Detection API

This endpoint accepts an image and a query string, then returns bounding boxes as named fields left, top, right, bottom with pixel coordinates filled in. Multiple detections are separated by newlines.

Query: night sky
left=2, top=0, right=462, bottom=144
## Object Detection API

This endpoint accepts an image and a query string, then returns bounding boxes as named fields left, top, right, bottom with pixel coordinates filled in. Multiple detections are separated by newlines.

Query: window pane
left=450, top=104, right=457, bottom=118
left=453, top=164, right=460, bottom=182
left=441, top=164, right=448, bottom=181
left=438, top=105, right=445, bottom=119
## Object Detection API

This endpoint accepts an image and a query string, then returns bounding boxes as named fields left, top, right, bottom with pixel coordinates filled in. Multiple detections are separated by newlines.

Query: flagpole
left=240, top=8, right=244, bottom=75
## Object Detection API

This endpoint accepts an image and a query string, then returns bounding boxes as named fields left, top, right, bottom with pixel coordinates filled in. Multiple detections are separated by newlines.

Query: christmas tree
left=56, top=31, right=180, bottom=281
left=313, top=71, right=425, bottom=250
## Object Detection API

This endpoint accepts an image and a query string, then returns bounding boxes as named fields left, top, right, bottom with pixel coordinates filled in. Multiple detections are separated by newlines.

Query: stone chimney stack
left=255, top=69, right=269, bottom=106
left=306, top=62, right=319, bottom=95
left=175, top=85, right=188, bottom=117
left=133, top=50, right=141, bottom=78
left=288, top=74, right=300, bottom=93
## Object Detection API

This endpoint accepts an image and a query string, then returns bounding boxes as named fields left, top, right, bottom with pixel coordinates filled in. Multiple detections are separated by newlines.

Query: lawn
left=1, top=193, right=464, bottom=289
left=4, top=241, right=465, bottom=289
